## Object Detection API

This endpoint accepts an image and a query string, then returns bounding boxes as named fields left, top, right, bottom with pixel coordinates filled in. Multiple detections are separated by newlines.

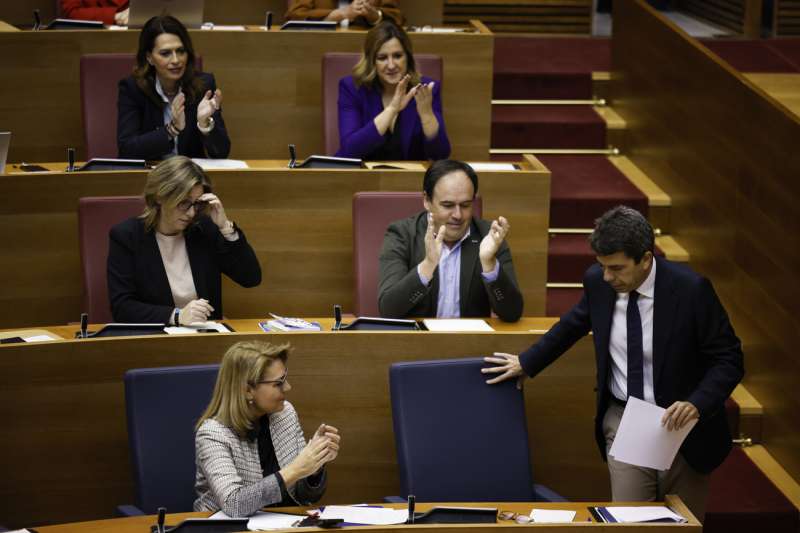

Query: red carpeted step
left=494, top=37, right=611, bottom=74
left=705, top=447, right=799, bottom=533
left=493, top=37, right=610, bottom=99
left=699, top=39, right=799, bottom=73
left=492, top=106, right=606, bottom=149
left=494, top=72, right=594, bottom=100
left=765, top=38, right=800, bottom=72
left=546, top=287, right=582, bottom=317
left=539, top=155, right=648, bottom=228
left=548, top=235, right=667, bottom=284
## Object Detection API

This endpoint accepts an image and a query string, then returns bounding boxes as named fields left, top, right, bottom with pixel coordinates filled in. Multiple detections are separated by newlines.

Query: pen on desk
left=407, top=494, right=415, bottom=524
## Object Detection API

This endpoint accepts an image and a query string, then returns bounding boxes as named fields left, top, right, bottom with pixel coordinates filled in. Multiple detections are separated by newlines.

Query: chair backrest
left=389, top=358, right=535, bottom=501
left=124, top=364, right=220, bottom=514
left=80, top=54, right=137, bottom=160
left=352, top=192, right=481, bottom=316
left=80, top=54, right=202, bottom=159
left=78, top=196, right=145, bottom=323
left=322, top=53, right=443, bottom=156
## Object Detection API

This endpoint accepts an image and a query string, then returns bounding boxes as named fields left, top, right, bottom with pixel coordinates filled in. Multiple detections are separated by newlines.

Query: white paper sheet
left=608, top=397, right=697, bottom=470
left=22, top=334, right=56, bottom=342
left=210, top=510, right=304, bottom=530
left=319, top=505, right=408, bottom=525
left=164, top=321, right=230, bottom=335
left=191, top=158, right=249, bottom=170
left=604, top=506, right=686, bottom=523
left=465, top=162, right=518, bottom=172
left=423, top=319, right=494, bottom=332
left=530, top=509, right=576, bottom=523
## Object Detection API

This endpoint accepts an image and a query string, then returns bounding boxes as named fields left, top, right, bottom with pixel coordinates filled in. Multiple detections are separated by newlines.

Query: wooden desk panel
left=0, top=27, right=492, bottom=163
left=0, top=163, right=549, bottom=328
left=31, top=498, right=700, bottom=532
left=0, top=322, right=611, bottom=527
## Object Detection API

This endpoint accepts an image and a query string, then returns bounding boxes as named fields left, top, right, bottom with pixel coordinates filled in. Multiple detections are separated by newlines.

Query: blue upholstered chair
left=118, top=364, right=220, bottom=516
left=389, top=358, right=566, bottom=502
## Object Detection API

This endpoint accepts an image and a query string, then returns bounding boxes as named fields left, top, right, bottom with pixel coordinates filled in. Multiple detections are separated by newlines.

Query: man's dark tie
left=627, top=290, right=644, bottom=400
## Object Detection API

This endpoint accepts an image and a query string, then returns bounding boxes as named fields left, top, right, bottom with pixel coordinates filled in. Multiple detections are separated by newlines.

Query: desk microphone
left=333, top=304, right=342, bottom=331
left=67, top=147, right=76, bottom=172
left=157, top=507, right=166, bottom=533
left=265, top=11, right=273, bottom=30
left=407, top=494, right=416, bottom=524
left=288, top=144, right=297, bottom=168
left=33, top=9, right=41, bottom=30
left=79, top=313, right=88, bottom=339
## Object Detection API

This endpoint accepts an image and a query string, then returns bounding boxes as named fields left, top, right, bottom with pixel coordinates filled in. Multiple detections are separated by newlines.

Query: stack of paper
left=319, top=505, right=408, bottom=525
left=602, top=506, right=687, bottom=523
left=530, top=509, right=576, bottom=523
left=423, top=319, right=494, bottom=332
left=164, top=321, right=230, bottom=335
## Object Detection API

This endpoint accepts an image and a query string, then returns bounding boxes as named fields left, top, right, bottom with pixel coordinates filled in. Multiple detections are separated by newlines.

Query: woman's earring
left=247, top=399, right=254, bottom=406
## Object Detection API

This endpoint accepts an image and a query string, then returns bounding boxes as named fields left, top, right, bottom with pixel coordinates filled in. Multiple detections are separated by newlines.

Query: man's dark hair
left=423, top=160, right=479, bottom=199
left=589, top=205, right=655, bottom=263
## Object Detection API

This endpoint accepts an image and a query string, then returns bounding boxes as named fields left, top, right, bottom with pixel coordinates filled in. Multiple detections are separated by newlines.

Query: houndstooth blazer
left=194, top=401, right=327, bottom=516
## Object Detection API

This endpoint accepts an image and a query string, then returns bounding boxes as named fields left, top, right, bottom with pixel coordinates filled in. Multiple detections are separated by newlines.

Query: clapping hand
left=312, top=423, right=341, bottom=463
left=479, top=216, right=510, bottom=272
left=170, top=92, right=186, bottom=131
left=197, top=89, right=222, bottom=127
left=419, top=212, right=445, bottom=280
left=413, top=81, right=435, bottom=118
left=387, top=74, right=421, bottom=114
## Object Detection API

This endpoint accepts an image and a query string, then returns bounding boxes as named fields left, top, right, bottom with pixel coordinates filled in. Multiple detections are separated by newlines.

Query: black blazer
left=378, top=211, right=524, bottom=322
left=519, top=256, right=744, bottom=474
left=117, top=72, right=231, bottom=160
left=107, top=216, right=261, bottom=323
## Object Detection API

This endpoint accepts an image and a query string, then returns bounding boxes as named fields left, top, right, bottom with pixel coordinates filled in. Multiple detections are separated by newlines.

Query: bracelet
left=197, top=116, right=215, bottom=134
left=372, top=9, right=383, bottom=25
left=219, top=220, right=235, bottom=236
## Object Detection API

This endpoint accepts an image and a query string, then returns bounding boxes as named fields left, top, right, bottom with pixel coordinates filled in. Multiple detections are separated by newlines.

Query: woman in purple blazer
left=336, top=21, right=450, bottom=161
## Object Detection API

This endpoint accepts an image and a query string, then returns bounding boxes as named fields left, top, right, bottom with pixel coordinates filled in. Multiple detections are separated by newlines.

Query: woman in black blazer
left=117, top=15, right=230, bottom=160
left=107, top=156, right=261, bottom=324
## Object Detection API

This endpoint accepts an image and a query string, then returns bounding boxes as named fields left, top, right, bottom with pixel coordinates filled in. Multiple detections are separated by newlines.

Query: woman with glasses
left=107, top=156, right=261, bottom=324
left=118, top=15, right=230, bottom=160
left=194, top=341, right=340, bottom=517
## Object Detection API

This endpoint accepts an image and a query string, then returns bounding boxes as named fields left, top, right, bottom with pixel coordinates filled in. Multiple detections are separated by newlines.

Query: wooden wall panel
left=0, top=28, right=492, bottom=163
left=612, top=0, right=800, bottom=480
left=0, top=326, right=605, bottom=528
left=0, top=164, right=549, bottom=327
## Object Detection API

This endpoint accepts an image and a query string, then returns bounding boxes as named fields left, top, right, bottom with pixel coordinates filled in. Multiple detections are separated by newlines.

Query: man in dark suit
left=377, top=159, right=523, bottom=322
left=483, top=205, right=743, bottom=521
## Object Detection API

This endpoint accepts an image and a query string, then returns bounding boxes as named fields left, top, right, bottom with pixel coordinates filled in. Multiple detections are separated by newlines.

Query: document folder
left=412, top=506, right=497, bottom=524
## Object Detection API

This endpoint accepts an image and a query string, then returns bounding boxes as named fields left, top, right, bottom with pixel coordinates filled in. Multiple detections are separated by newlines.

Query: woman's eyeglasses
left=176, top=199, right=207, bottom=212
left=254, top=371, right=288, bottom=389
left=498, top=511, right=533, bottom=524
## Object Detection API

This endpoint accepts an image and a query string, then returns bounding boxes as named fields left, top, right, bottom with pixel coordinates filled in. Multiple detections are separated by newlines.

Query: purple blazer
left=335, top=75, right=451, bottom=160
